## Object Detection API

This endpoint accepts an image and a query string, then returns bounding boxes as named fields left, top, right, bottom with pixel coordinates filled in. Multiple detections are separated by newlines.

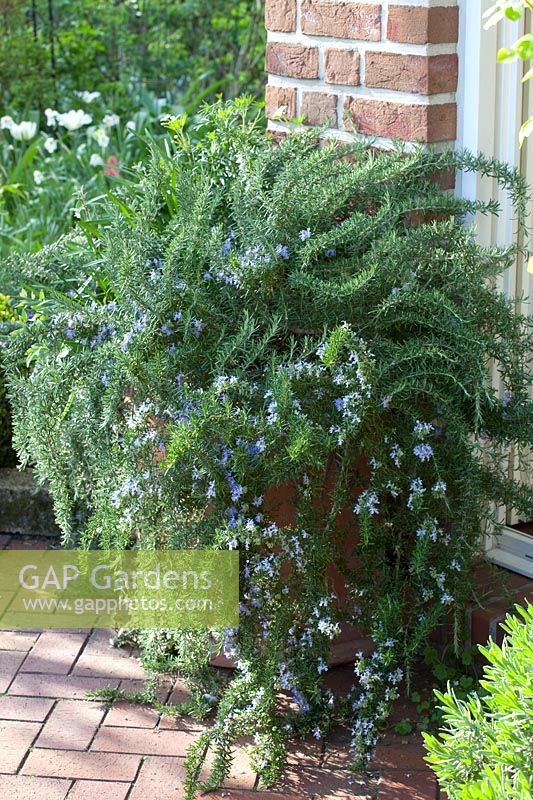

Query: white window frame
left=457, top=0, right=533, bottom=578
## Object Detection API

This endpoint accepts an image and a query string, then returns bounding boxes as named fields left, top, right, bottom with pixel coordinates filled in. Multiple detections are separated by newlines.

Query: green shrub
left=3, top=101, right=533, bottom=794
left=0, top=293, right=17, bottom=467
left=424, top=603, right=533, bottom=800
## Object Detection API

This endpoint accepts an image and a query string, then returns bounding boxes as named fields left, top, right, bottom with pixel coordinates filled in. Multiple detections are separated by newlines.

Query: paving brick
left=8, top=673, right=119, bottom=699
left=92, top=726, right=197, bottom=757
left=378, top=770, right=437, bottom=800
left=103, top=700, right=160, bottom=729
left=198, top=744, right=258, bottom=791
left=0, top=775, right=71, bottom=799
left=37, top=700, right=105, bottom=750
left=0, top=720, right=42, bottom=773
left=374, top=741, right=429, bottom=772
left=20, top=633, right=87, bottom=675
left=68, top=779, right=131, bottom=800
left=0, top=695, right=54, bottom=722
left=128, top=756, right=186, bottom=800
left=0, top=631, right=39, bottom=651
left=22, top=749, right=141, bottom=782
left=0, top=649, right=26, bottom=692
left=73, top=654, right=146, bottom=680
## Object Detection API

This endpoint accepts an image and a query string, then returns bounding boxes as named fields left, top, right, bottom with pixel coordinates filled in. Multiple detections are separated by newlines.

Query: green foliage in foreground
left=0, top=294, right=17, bottom=466
left=2, top=100, right=533, bottom=794
left=424, top=604, right=533, bottom=800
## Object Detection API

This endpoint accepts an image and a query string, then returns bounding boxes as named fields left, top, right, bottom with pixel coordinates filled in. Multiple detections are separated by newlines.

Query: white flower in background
left=75, top=90, right=101, bottom=103
left=33, top=170, right=44, bottom=185
left=77, top=143, right=87, bottom=155
left=90, top=153, right=104, bottom=167
left=125, top=120, right=136, bottom=132
left=45, top=108, right=59, bottom=127
left=57, top=109, right=92, bottom=131
left=9, top=121, right=37, bottom=140
left=93, top=127, right=110, bottom=149
left=1, top=115, right=14, bottom=130
left=43, top=137, right=58, bottom=154
left=103, top=113, right=120, bottom=127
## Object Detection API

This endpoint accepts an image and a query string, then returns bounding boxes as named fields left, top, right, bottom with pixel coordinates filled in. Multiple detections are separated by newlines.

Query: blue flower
left=413, top=443, right=433, bottom=462
left=276, top=244, right=290, bottom=260
left=299, top=228, right=312, bottom=241
left=325, top=248, right=336, bottom=258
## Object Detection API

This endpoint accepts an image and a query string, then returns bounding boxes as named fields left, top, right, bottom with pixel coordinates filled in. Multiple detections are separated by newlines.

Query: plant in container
left=3, top=100, right=533, bottom=795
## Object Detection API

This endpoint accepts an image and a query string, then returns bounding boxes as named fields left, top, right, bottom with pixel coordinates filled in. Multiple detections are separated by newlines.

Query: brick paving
left=0, top=534, right=439, bottom=799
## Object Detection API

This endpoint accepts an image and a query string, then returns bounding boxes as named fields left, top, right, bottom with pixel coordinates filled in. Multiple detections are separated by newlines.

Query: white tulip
left=45, top=108, right=59, bottom=127
left=33, top=170, right=44, bottom=185
left=93, top=127, right=110, bottom=149
left=75, top=91, right=101, bottom=103
left=43, top=137, right=58, bottom=154
left=57, top=109, right=93, bottom=131
left=90, top=153, right=104, bottom=167
left=103, top=113, right=120, bottom=128
left=9, top=121, right=37, bottom=141
left=1, top=115, right=14, bottom=130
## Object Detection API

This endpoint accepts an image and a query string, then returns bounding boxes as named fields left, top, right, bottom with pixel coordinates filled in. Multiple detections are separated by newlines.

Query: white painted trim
left=486, top=528, right=533, bottom=578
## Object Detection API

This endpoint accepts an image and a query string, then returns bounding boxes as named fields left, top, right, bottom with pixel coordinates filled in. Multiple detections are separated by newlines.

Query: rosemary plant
left=3, top=100, right=533, bottom=793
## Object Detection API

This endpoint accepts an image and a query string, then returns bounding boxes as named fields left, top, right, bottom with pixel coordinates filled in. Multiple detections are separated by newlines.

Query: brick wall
left=265, top=1, right=459, bottom=147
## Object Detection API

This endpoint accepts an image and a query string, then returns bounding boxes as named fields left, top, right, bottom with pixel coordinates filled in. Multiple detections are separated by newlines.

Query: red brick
left=365, top=53, right=458, bottom=95
left=387, top=6, right=459, bottom=45
left=301, top=1, right=381, bottom=40
left=82, top=630, right=124, bottom=657
left=0, top=720, right=41, bottom=773
left=37, top=700, right=105, bottom=750
left=21, top=632, right=87, bottom=675
left=266, top=0, right=297, bottom=32
left=325, top=48, right=360, bottom=86
left=344, top=97, right=457, bottom=143
left=92, top=726, right=197, bottom=757
left=198, top=743, right=257, bottom=790
left=373, top=741, right=429, bottom=772
left=302, top=91, right=338, bottom=126
left=128, top=756, right=186, bottom=800
left=266, top=84, right=298, bottom=120
left=0, top=632, right=39, bottom=651
left=8, top=673, right=119, bottom=699
left=68, top=780, right=130, bottom=800
left=378, top=769, right=437, bottom=800
left=72, top=654, right=146, bottom=680
left=22, top=749, right=141, bottom=782
left=103, top=700, right=160, bottom=729
left=0, top=695, right=54, bottom=722
left=266, top=42, right=319, bottom=79
left=0, top=650, right=26, bottom=692
left=0, top=775, right=71, bottom=800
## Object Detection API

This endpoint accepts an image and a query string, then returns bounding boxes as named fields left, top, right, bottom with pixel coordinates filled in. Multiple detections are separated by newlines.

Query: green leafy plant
left=0, top=293, right=18, bottom=467
left=424, top=603, right=533, bottom=800
left=3, top=101, right=533, bottom=794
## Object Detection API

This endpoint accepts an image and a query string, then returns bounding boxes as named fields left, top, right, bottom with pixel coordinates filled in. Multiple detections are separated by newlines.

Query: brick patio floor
left=0, top=535, right=439, bottom=800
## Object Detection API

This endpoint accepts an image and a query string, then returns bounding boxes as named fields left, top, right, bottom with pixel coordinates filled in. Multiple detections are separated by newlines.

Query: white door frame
left=457, top=1, right=533, bottom=578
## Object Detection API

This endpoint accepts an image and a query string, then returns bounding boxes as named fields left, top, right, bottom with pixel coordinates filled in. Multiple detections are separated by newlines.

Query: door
left=458, top=1, right=533, bottom=577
